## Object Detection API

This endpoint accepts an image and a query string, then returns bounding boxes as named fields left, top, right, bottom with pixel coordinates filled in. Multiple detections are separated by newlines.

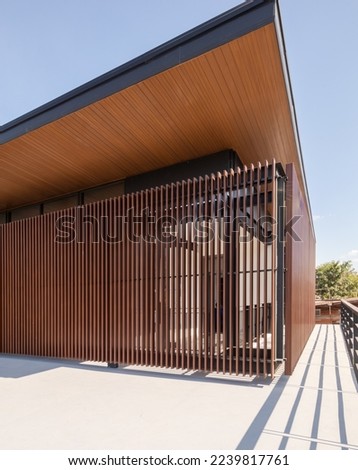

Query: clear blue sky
left=1, top=0, right=357, bottom=269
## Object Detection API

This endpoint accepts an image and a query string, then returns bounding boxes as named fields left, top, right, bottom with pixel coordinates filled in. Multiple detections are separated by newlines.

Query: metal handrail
left=341, top=300, right=358, bottom=382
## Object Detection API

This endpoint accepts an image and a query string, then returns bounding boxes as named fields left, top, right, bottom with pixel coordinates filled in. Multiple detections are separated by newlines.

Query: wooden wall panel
left=285, top=163, right=316, bottom=375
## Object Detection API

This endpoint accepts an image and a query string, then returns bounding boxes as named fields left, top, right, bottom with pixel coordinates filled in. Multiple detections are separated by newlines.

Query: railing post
left=341, top=300, right=358, bottom=382
left=354, top=307, right=357, bottom=372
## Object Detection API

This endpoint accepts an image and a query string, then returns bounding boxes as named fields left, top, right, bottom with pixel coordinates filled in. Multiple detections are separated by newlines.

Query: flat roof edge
left=0, top=0, right=275, bottom=144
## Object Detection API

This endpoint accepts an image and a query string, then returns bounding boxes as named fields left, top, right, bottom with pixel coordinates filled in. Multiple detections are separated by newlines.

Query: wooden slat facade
left=0, top=162, right=282, bottom=376
left=0, top=2, right=316, bottom=377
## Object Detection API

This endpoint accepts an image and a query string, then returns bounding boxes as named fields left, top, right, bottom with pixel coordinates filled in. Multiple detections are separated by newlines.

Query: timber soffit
left=0, top=0, right=271, bottom=142
left=0, top=0, right=313, bottom=229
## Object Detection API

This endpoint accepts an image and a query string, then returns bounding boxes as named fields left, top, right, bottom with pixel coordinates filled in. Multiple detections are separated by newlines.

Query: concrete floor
left=0, top=325, right=357, bottom=450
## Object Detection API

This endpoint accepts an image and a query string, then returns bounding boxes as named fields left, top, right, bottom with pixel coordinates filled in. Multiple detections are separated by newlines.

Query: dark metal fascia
left=273, top=0, right=316, bottom=240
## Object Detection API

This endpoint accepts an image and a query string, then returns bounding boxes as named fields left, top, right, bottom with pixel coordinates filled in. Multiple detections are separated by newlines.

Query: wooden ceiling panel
left=0, top=23, right=301, bottom=211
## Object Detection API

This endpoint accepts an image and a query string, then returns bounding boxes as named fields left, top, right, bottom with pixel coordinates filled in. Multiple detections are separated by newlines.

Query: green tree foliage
left=316, top=261, right=358, bottom=299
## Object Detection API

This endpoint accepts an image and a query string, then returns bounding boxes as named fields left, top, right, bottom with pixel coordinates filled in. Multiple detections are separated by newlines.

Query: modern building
left=0, top=0, right=315, bottom=377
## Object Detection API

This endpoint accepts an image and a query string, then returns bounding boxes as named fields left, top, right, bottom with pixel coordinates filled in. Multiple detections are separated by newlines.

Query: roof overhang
left=0, top=0, right=312, bottom=225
